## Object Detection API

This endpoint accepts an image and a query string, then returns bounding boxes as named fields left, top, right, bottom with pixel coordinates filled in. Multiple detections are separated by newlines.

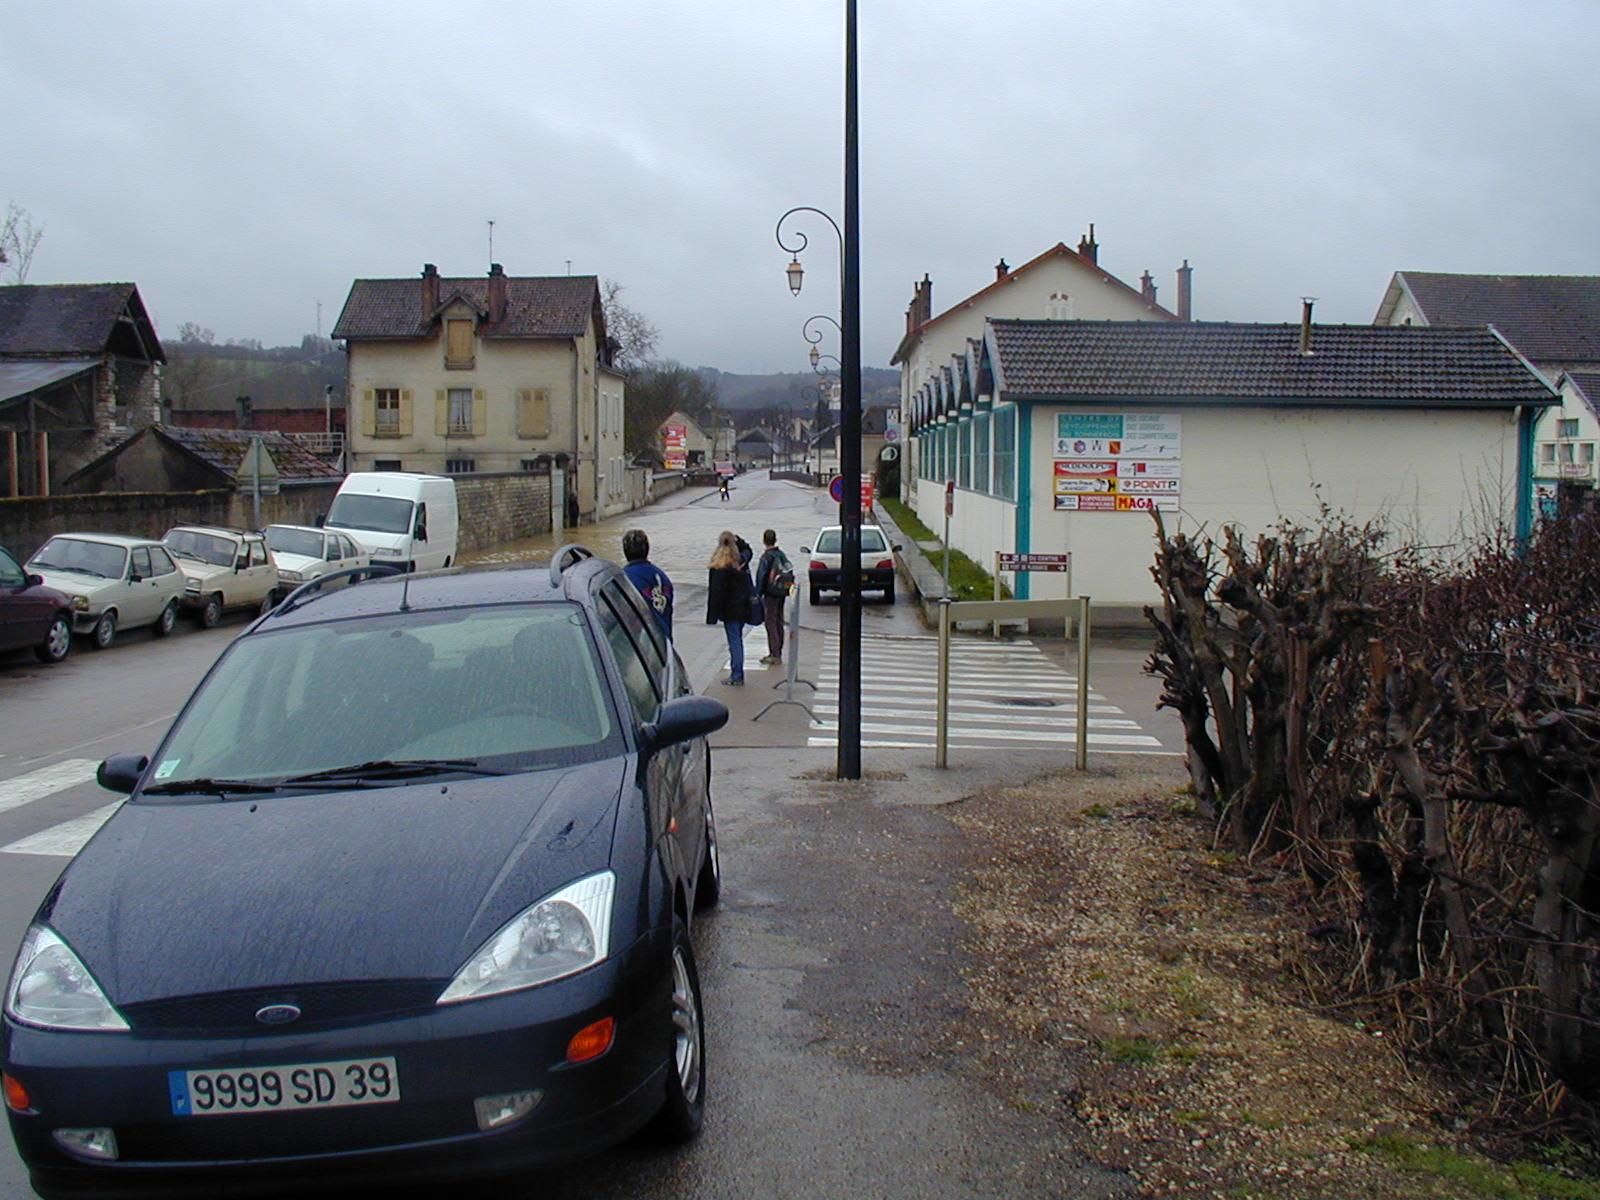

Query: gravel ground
left=944, top=761, right=1538, bottom=1200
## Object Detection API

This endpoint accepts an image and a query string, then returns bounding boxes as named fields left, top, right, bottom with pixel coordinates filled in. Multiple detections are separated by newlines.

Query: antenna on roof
left=487, top=219, right=495, bottom=266
left=566, top=259, right=572, bottom=276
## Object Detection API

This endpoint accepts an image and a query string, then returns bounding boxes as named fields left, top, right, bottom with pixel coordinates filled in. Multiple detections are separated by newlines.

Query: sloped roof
left=1381, top=273, right=1600, bottom=364
left=332, top=275, right=600, bottom=340
left=985, top=320, right=1556, bottom=408
left=891, top=243, right=1177, bottom=365
left=0, top=283, right=165, bottom=362
left=155, top=426, right=343, bottom=481
left=1563, top=371, right=1600, bottom=420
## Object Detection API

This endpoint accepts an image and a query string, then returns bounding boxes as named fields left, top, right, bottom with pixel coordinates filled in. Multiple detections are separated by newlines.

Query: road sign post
left=942, top=480, right=954, bottom=600
left=992, top=552, right=1072, bottom=638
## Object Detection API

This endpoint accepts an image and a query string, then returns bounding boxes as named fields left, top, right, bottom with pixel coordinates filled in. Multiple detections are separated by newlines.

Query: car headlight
left=5, top=925, right=128, bottom=1033
left=70, top=595, right=90, bottom=612
left=374, top=548, right=402, bottom=557
left=184, top=580, right=201, bottom=593
left=438, top=872, right=615, bottom=1005
left=278, top=570, right=303, bottom=583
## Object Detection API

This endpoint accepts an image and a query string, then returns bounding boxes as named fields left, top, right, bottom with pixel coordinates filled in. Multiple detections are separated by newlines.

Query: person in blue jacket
left=621, top=529, right=674, bottom=640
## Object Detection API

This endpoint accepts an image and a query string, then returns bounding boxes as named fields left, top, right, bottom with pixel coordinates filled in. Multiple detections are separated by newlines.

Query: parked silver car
left=26, top=533, right=187, bottom=649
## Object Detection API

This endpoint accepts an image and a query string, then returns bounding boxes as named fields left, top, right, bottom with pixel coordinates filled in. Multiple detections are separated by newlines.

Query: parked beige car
left=263, top=524, right=371, bottom=594
left=26, top=533, right=187, bottom=649
left=163, top=526, right=280, bottom=627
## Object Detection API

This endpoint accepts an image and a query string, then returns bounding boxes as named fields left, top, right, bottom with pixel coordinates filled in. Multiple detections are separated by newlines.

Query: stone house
left=1374, top=272, right=1600, bottom=493
left=0, top=283, right=165, bottom=496
left=658, top=410, right=714, bottom=470
left=333, top=264, right=622, bottom=522
left=892, top=227, right=1189, bottom=488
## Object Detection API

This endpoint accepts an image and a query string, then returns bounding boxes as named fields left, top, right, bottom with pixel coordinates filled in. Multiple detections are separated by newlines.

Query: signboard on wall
left=663, top=423, right=688, bottom=471
left=1052, top=412, right=1181, bottom=513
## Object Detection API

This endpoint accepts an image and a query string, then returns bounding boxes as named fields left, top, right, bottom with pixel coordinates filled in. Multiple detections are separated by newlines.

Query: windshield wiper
left=42, top=565, right=108, bottom=578
left=142, top=777, right=284, bottom=796
left=277, top=758, right=516, bottom=784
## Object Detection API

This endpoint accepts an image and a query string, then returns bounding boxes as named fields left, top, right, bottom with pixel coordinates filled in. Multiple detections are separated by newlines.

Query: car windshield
left=165, top=529, right=237, bottom=566
left=814, top=528, right=886, bottom=554
left=265, top=526, right=324, bottom=558
left=326, top=494, right=413, bottom=535
left=147, top=603, right=617, bottom=790
left=30, top=537, right=127, bottom=580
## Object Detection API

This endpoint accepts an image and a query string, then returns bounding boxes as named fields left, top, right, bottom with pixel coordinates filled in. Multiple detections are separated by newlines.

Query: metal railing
left=287, top=432, right=345, bottom=456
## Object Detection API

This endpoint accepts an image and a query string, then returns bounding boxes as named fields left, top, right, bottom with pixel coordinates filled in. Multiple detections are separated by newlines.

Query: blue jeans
left=724, top=621, right=745, bottom=680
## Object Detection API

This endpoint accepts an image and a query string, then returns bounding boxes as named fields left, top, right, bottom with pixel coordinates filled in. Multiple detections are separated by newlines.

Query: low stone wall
left=453, top=471, right=553, bottom=552
left=651, top=471, right=687, bottom=500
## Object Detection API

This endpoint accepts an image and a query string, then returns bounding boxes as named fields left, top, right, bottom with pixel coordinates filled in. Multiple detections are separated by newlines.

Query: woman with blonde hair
left=705, top=530, right=754, bottom=685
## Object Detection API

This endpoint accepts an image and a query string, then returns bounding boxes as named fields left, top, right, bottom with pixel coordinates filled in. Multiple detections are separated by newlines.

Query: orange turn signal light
left=566, top=1017, right=615, bottom=1064
left=3, top=1073, right=31, bottom=1113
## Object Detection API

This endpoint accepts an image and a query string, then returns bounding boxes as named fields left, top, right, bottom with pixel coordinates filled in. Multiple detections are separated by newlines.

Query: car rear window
left=815, top=528, right=887, bottom=553
left=148, top=603, right=618, bottom=789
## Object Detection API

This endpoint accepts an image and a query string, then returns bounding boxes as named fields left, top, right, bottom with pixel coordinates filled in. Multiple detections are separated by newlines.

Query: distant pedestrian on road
left=719, top=474, right=731, bottom=501
left=706, top=530, right=753, bottom=685
left=621, top=529, right=674, bottom=641
left=755, top=529, right=793, bottom=665
left=566, top=487, right=580, bottom=529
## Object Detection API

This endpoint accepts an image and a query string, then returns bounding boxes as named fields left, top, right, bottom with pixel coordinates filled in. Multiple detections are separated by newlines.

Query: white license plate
left=168, top=1057, right=399, bottom=1117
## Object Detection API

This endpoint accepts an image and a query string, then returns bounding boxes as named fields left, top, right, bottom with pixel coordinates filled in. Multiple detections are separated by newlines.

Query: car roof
left=265, top=524, right=328, bottom=535
left=40, top=532, right=164, bottom=549
left=815, top=524, right=887, bottom=533
left=166, top=525, right=254, bottom=539
left=258, top=554, right=624, bottom=632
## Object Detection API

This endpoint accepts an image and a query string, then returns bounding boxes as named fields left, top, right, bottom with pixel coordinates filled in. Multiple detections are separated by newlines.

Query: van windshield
left=326, top=494, right=414, bottom=535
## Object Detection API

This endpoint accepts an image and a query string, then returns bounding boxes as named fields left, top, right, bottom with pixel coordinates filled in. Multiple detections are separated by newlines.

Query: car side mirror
left=25, top=573, right=42, bottom=587
left=801, top=546, right=811, bottom=554
left=129, top=571, right=145, bottom=583
left=892, top=544, right=903, bottom=553
left=314, top=512, right=326, bottom=527
left=642, top=696, right=729, bottom=755
left=415, top=525, right=428, bottom=543
left=98, top=753, right=150, bottom=795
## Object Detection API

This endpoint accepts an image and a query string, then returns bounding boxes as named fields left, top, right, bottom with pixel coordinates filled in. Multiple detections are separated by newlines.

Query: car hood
left=39, top=759, right=627, bottom=1005
left=333, top=529, right=407, bottom=554
left=26, top=569, right=111, bottom=600
left=173, top=560, right=230, bottom=583
left=270, top=552, right=324, bottom=574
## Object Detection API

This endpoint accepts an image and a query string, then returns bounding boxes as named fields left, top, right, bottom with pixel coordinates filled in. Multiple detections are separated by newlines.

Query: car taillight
left=809, top=560, right=827, bottom=571
left=876, top=558, right=894, bottom=570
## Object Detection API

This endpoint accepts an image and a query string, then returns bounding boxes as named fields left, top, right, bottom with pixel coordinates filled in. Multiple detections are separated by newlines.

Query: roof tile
left=332, top=275, right=599, bottom=341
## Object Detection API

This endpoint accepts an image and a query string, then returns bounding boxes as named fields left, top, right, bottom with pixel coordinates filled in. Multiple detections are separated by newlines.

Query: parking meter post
left=936, top=598, right=952, bottom=769
left=1076, top=595, right=1091, bottom=771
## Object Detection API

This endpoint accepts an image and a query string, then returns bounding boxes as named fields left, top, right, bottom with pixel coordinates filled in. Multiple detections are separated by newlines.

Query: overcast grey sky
left=7, top=1, right=1599, bottom=370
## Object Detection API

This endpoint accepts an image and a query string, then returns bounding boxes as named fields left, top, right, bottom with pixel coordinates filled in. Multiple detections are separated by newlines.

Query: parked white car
left=162, top=526, right=280, bottom=627
left=26, top=533, right=187, bottom=649
left=264, top=524, right=371, bottom=593
left=805, top=523, right=900, bottom=605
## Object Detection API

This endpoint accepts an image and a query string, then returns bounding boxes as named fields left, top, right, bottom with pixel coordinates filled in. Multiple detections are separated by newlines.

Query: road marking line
left=808, top=721, right=1163, bottom=746
left=0, top=760, right=100, bottom=816
left=814, top=705, right=1141, bottom=729
left=0, top=802, right=123, bottom=858
left=820, top=679, right=1109, bottom=702
left=806, top=737, right=1182, bottom=756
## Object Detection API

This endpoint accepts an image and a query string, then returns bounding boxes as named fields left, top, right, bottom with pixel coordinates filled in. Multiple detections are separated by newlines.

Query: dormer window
left=445, top=318, right=475, bottom=369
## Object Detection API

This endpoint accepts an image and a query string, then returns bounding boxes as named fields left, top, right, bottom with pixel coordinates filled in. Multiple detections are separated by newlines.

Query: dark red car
left=0, top=544, right=73, bottom=664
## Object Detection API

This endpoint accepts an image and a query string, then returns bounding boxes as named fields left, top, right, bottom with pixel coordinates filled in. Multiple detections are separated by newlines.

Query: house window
left=1541, top=443, right=1557, bottom=464
left=374, top=458, right=403, bottom=471
left=445, top=457, right=476, bottom=474
left=992, top=406, right=1016, bottom=502
left=974, top=412, right=992, bottom=494
left=957, top=421, right=972, bottom=488
left=448, top=388, right=474, bottom=435
left=1583, top=444, right=1596, bottom=464
left=375, top=388, right=401, bottom=436
left=1559, top=418, right=1580, bottom=438
left=446, top=319, right=475, bottom=369
left=1559, top=443, right=1575, bottom=464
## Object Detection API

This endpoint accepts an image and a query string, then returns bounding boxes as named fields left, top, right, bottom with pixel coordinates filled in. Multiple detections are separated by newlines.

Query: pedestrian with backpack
left=755, top=528, right=793, bottom=665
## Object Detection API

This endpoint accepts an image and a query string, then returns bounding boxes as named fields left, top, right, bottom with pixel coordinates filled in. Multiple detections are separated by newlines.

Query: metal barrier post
left=992, top=551, right=1002, bottom=639
left=1075, top=595, right=1091, bottom=771
left=752, top=582, right=815, bottom=722
left=936, top=597, right=952, bottom=768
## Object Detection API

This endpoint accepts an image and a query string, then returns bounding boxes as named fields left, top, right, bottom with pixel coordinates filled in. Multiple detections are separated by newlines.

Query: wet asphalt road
left=0, top=472, right=1146, bottom=1198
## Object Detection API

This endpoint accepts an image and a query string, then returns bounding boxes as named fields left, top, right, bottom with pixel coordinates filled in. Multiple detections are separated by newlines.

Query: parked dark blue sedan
left=1, top=549, right=727, bottom=1197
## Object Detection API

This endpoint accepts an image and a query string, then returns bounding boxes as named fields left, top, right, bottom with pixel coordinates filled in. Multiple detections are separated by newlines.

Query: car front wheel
left=199, top=594, right=222, bottom=628
left=90, top=610, right=117, bottom=650
left=154, top=599, right=178, bottom=637
left=654, top=918, right=706, bottom=1143
left=36, top=615, right=71, bottom=663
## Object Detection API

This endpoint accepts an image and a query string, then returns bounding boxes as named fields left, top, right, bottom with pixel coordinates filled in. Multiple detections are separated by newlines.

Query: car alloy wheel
left=155, top=600, right=178, bottom=637
left=200, top=595, right=222, bottom=628
left=92, top=610, right=116, bottom=650
left=36, top=616, right=71, bottom=663
left=655, top=918, right=705, bottom=1142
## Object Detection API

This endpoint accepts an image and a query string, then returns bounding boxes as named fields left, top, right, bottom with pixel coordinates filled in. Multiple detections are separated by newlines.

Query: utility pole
left=837, top=0, right=863, bottom=779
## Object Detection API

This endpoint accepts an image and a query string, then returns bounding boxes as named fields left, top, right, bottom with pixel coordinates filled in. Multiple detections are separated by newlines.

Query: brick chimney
left=487, top=262, right=507, bottom=323
left=1176, top=259, right=1193, bottom=321
left=235, top=395, right=254, bottom=430
left=421, top=263, right=440, bottom=315
left=995, top=259, right=1009, bottom=281
left=1077, top=223, right=1098, bottom=264
left=1140, top=271, right=1157, bottom=304
left=906, top=274, right=934, bottom=335
left=1300, top=298, right=1315, bottom=355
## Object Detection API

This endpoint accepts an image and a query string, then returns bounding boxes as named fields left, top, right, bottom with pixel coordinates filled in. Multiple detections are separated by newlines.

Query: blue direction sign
left=828, top=475, right=846, bottom=502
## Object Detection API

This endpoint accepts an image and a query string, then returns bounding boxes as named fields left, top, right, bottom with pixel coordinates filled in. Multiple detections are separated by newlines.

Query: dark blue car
left=1, top=549, right=728, bottom=1197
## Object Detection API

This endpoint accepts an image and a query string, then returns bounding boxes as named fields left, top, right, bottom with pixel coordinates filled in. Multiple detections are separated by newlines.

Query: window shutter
left=435, top=389, right=448, bottom=437
left=532, top=388, right=551, bottom=437
left=398, top=389, right=413, bottom=437
left=360, top=389, right=376, bottom=437
left=472, top=388, right=487, bottom=437
left=517, top=389, right=534, bottom=438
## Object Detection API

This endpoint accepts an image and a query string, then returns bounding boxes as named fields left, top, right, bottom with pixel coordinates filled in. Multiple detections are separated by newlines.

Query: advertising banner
left=663, top=423, right=687, bottom=471
left=1053, top=412, right=1180, bottom=460
left=1051, top=411, right=1181, bottom=513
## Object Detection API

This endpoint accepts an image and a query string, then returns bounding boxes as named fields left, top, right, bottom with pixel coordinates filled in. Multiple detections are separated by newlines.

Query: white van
left=324, top=473, right=459, bottom=573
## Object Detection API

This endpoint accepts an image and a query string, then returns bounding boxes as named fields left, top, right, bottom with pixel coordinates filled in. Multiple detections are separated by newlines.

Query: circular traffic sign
left=828, top=475, right=845, bottom=502
left=884, top=427, right=899, bottom=443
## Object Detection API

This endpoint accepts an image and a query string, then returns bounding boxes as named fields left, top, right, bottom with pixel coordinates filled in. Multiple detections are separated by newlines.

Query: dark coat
left=706, top=565, right=753, bottom=626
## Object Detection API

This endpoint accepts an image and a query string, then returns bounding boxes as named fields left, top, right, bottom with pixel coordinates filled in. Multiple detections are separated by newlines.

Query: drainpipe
left=1015, top=403, right=1032, bottom=600
left=1515, top=405, right=1533, bottom=549
left=571, top=341, right=581, bottom=522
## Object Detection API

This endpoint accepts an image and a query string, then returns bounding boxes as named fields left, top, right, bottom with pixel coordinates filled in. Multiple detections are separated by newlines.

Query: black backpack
left=764, top=551, right=795, bottom=597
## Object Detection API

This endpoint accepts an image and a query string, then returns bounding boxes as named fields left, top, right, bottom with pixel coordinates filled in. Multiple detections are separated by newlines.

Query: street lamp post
left=772, top=2, right=863, bottom=780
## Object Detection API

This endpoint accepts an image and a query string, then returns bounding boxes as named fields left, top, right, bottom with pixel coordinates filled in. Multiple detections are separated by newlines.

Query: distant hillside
left=694, top=366, right=898, bottom=412
left=165, top=336, right=345, bottom=412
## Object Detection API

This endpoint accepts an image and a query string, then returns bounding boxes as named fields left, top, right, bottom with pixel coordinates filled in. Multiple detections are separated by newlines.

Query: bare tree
left=600, top=278, right=659, bottom=371
left=1, top=201, right=44, bottom=284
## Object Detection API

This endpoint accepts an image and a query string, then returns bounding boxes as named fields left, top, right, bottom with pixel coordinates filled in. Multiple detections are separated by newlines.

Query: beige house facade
left=334, top=264, right=621, bottom=521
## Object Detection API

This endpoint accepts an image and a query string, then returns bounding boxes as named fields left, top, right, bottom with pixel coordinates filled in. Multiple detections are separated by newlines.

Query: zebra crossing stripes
left=0, top=759, right=119, bottom=858
left=808, top=633, right=1167, bottom=753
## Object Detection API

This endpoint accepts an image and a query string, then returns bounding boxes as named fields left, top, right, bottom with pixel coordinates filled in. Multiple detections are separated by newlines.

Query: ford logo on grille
left=255, top=1004, right=301, bottom=1025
